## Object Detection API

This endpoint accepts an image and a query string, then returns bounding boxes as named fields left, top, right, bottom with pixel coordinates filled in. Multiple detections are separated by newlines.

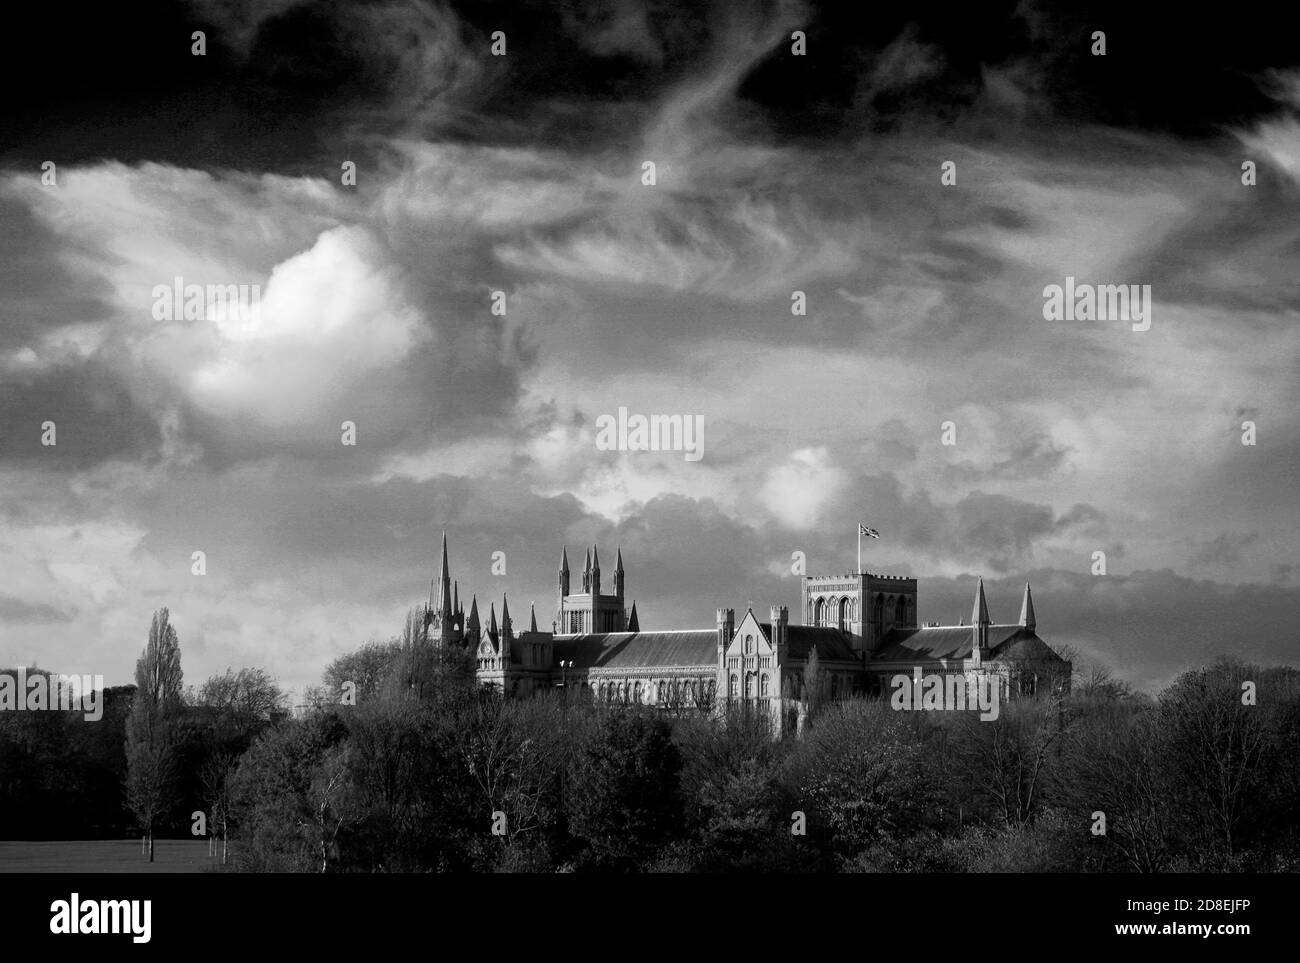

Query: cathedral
left=424, top=532, right=1071, bottom=734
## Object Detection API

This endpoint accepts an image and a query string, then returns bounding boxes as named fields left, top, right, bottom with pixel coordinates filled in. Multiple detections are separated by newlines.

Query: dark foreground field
left=0, top=840, right=225, bottom=873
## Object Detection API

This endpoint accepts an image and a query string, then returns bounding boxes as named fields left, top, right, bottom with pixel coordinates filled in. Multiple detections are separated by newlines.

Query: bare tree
left=195, top=667, right=287, bottom=724
left=1055, top=704, right=1175, bottom=872
left=459, top=697, right=561, bottom=848
left=304, top=745, right=356, bottom=873
left=124, top=734, right=175, bottom=863
left=1159, top=659, right=1270, bottom=858
left=952, top=695, right=1067, bottom=828
left=199, top=751, right=237, bottom=864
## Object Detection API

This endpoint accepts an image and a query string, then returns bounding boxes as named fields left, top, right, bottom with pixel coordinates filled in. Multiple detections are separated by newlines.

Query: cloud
left=175, top=225, right=428, bottom=435
left=759, top=448, right=847, bottom=530
left=1191, top=532, right=1260, bottom=569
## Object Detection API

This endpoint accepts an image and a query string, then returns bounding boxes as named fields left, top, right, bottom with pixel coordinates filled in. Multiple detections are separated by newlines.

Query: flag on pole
left=859, top=524, right=880, bottom=539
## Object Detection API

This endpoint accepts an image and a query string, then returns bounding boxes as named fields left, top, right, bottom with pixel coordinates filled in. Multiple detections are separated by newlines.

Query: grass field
left=0, top=840, right=227, bottom=873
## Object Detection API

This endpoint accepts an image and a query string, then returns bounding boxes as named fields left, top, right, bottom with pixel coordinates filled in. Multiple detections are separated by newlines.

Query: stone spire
left=466, top=594, right=480, bottom=640
left=431, top=530, right=451, bottom=619
left=529, top=601, right=538, bottom=633
left=971, top=577, right=990, bottom=660
left=627, top=600, right=639, bottom=633
left=583, top=548, right=591, bottom=592
left=1019, top=582, right=1036, bottom=631
left=972, top=576, right=991, bottom=626
left=614, top=545, right=625, bottom=599
left=501, top=595, right=513, bottom=641
left=591, top=545, right=601, bottom=596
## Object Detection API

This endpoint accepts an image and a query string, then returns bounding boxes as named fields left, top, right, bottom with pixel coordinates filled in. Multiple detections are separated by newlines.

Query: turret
left=716, top=607, right=734, bottom=653
left=614, top=546, right=625, bottom=599
left=583, top=548, right=591, bottom=593
left=591, top=545, right=601, bottom=597
left=770, top=605, right=788, bottom=649
left=627, top=601, right=640, bottom=633
left=1019, top=582, right=1036, bottom=631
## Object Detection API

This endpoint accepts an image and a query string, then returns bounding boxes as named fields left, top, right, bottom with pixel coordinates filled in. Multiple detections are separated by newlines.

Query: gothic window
left=744, top=634, right=753, bottom=654
left=633, top=681, right=642, bottom=703
left=895, top=596, right=907, bottom=624
left=729, top=674, right=738, bottom=698
left=873, top=594, right=884, bottom=628
left=761, top=674, right=769, bottom=698
left=746, top=672, right=756, bottom=699
left=813, top=597, right=825, bottom=626
left=838, top=597, right=850, bottom=631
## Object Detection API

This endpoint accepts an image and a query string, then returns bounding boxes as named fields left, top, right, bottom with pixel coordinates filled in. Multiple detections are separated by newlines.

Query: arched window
left=838, top=597, right=850, bottom=631
left=729, top=674, right=738, bottom=698
left=873, top=594, right=884, bottom=628
left=896, top=596, right=907, bottom=624
left=744, top=634, right=753, bottom=654
left=813, top=598, right=825, bottom=625
left=760, top=674, right=769, bottom=698
left=633, top=681, right=642, bottom=703
left=746, top=672, right=756, bottom=699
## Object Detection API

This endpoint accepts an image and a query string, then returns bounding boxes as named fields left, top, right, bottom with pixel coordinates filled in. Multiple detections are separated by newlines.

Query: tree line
left=2, top=605, right=1297, bottom=872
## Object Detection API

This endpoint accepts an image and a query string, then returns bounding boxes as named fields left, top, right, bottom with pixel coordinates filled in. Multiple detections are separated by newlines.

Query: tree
left=322, top=640, right=402, bottom=707
left=566, top=710, right=682, bottom=869
left=802, top=649, right=828, bottom=726
left=949, top=696, right=1067, bottom=828
left=458, top=693, right=565, bottom=866
left=124, top=608, right=183, bottom=861
left=195, top=668, right=287, bottom=726
left=1159, top=659, right=1271, bottom=861
left=1054, top=702, right=1174, bottom=872
left=199, top=750, right=237, bottom=864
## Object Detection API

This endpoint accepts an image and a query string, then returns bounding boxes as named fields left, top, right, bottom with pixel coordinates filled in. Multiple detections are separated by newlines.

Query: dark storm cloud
left=0, top=596, right=76, bottom=624
left=0, top=361, right=161, bottom=468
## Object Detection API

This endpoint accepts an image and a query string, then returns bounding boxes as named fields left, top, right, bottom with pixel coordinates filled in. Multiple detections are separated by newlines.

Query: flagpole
left=857, top=525, right=861, bottom=575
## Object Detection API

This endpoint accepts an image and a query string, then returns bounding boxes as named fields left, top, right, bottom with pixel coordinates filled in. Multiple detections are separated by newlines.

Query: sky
left=0, top=0, right=1297, bottom=699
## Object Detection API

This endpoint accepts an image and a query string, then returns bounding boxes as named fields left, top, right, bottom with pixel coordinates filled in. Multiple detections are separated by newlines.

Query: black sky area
left=1, top=0, right=1296, bottom=172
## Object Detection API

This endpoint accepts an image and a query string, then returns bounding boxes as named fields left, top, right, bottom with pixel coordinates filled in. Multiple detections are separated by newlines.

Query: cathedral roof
left=873, top=625, right=1065, bottom=664
left=552, top=631, right=717, bottom=670
left=759, top=625, right=859, bottom=663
